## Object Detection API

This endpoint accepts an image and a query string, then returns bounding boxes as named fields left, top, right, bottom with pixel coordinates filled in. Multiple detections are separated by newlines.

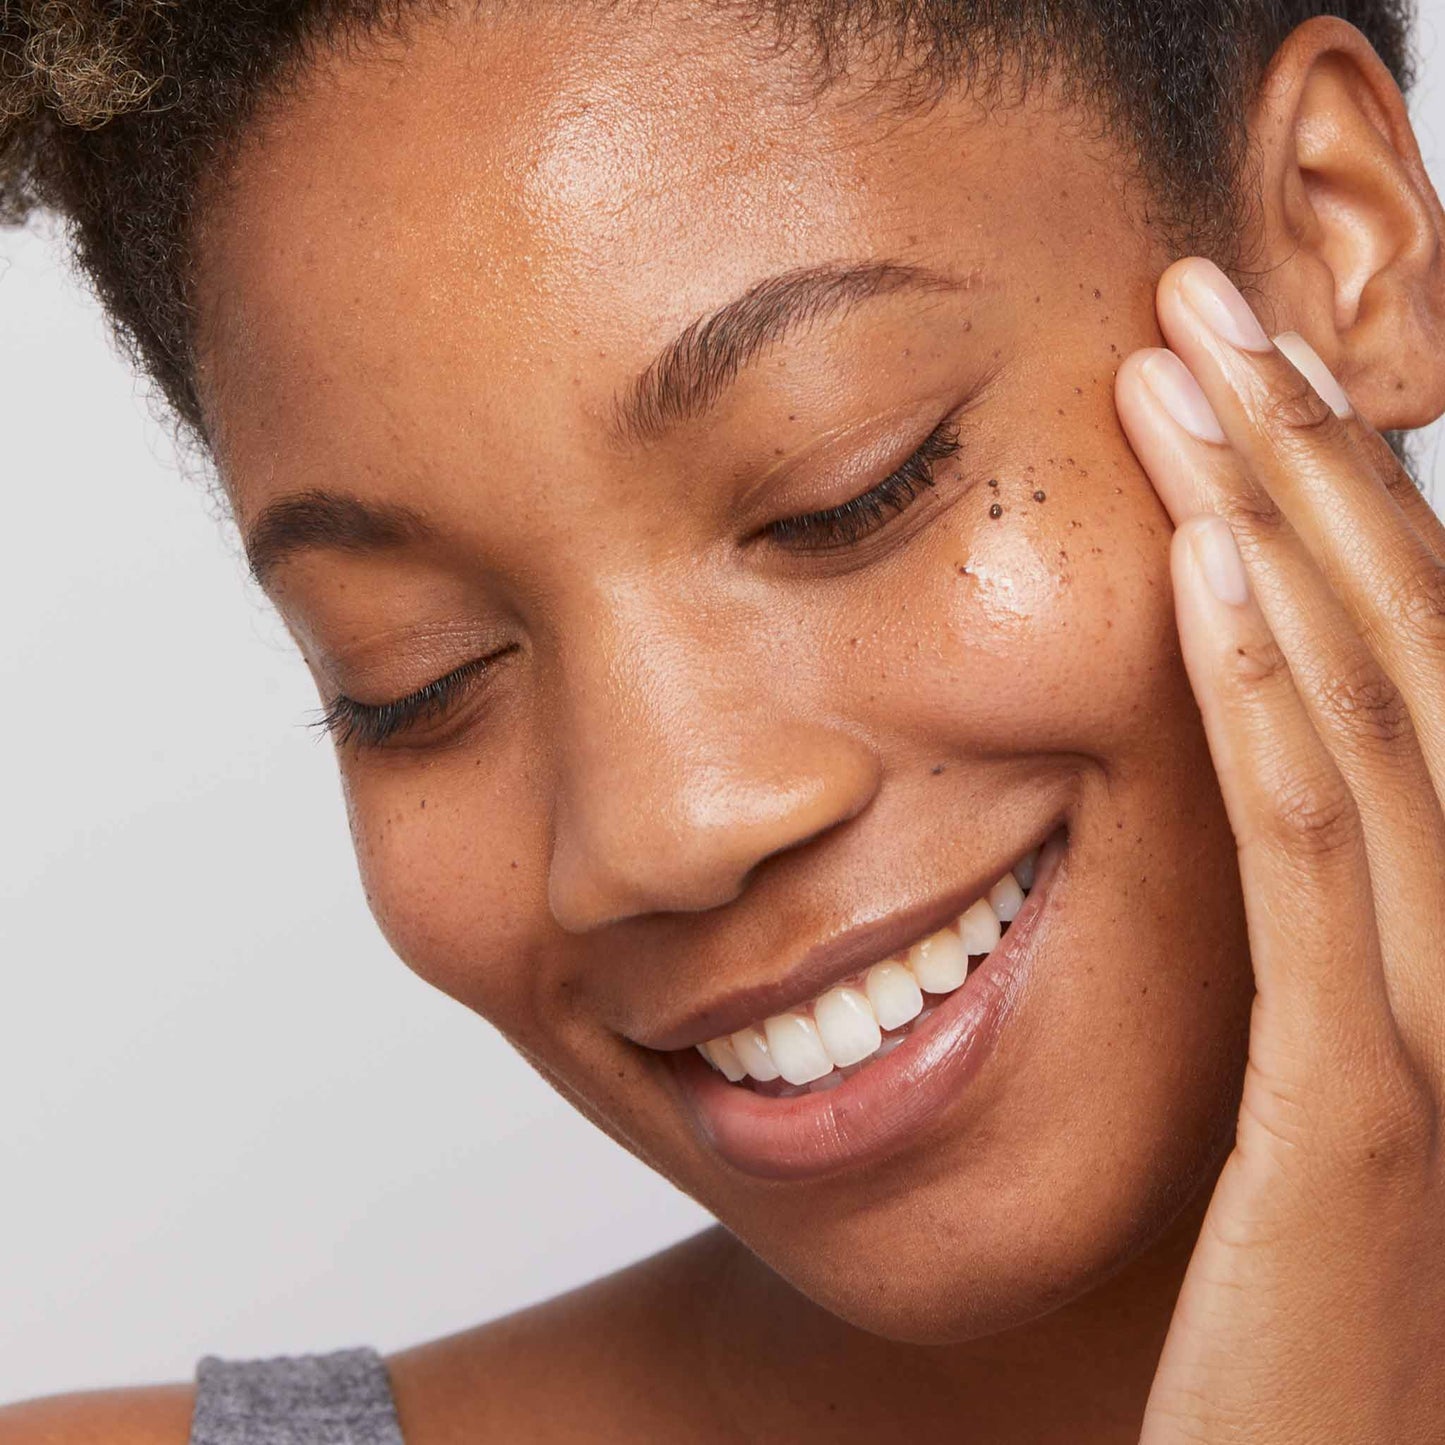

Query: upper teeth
left=696, top=850, right=1037, bottom=1088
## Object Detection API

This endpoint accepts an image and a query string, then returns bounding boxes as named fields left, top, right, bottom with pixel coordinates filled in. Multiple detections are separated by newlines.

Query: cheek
left=341, top=759, right=550, bottom=1029
left=853, top=434, right=1188, bottom=758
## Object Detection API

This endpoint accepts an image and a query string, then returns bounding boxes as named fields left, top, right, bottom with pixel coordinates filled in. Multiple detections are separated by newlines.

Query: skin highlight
left=4, top=6, right=1444, bottom=1443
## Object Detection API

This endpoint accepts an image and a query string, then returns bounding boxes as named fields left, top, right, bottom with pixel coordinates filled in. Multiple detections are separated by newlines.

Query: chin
left=764, top=1092, right=1238, bottom=1346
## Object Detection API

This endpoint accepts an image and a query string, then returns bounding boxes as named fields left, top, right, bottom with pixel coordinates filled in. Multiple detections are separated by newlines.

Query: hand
left=1114, top=257, right=1445, bottom=1443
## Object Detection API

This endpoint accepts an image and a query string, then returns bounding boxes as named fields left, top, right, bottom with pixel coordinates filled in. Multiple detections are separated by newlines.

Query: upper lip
left=632, top=833, right=1050, bottom=1053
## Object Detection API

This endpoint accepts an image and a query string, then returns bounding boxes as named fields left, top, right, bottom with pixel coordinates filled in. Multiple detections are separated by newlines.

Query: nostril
left=547, top=842, right=749, bottom=934
left=546, top=732, right=881, bottom=932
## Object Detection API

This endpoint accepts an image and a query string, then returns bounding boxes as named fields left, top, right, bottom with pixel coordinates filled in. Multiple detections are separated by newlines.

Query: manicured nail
left=1272, top=331, right=1353, bottom=418
left=1188, top=515, right=1250, bottom=606
left=1179, top=259, right=1273, bottom=352
left=1140, top=350, right=1226, bottom=443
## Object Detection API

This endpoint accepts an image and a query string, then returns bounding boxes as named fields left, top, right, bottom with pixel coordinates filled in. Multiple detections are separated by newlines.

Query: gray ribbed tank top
left=188, top=1348, right=405, bottom=1445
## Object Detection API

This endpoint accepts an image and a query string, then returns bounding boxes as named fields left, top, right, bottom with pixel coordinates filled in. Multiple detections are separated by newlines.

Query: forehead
left=191, top=6, right=1143, bottom=522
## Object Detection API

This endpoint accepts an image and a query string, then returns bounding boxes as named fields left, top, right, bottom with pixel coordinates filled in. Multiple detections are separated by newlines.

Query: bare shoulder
left=386, top=1225, right=742, bottom=1444
left=0, top=1384, right=195, bottom=1445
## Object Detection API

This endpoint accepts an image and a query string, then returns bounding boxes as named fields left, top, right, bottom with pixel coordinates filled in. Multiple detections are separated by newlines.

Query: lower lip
left=666, top=829, right=1069, bottom=1181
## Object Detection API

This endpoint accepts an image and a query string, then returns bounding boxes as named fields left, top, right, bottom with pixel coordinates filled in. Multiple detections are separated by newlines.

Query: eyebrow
left=244, top=489, right=432, bottom=586
left=243, top=259, right=968, bottom=583
left=611, top=259, right=966, bottom=444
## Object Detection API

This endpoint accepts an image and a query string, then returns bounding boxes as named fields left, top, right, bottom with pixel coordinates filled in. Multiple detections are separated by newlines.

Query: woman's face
left=194, top=6, right=1255, bottom=1341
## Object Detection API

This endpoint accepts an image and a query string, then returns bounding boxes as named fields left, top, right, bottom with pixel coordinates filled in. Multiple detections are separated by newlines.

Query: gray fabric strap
left=189, top=1347, right=405, bottom=1445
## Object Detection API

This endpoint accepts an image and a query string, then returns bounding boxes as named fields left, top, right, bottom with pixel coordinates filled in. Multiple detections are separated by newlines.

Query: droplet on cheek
left=954, top=526, right=1062, bottom=642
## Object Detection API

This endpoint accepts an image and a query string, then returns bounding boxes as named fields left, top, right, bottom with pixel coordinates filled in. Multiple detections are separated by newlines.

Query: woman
left=2, top=1, right=1443, bottom=1439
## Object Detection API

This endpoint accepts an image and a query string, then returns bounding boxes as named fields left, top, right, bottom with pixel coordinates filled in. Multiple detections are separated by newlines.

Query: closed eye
left=312, top=647, right=515, bottom=749
left=762, top=419, right=961, bottom=551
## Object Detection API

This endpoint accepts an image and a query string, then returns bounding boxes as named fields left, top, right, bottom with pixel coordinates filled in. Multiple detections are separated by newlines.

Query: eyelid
left=315, top=647, right=511, bottom=749
left=761, top=417, right=962, bottom=551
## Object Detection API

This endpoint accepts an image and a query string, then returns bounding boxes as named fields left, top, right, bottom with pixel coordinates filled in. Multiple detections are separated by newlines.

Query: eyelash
left=314, top=653, right=502, bottom=750
left=317, top=420, right=962, bottom=750
left=762, top=418, right=962, bottom=550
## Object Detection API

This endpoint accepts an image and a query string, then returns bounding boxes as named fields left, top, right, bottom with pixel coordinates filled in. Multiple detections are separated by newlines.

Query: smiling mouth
left=693, top=845, right=1040, bottom=1098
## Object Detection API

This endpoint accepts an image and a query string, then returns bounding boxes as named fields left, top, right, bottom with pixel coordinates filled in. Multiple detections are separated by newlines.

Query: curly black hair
left=0, top=1, right=1419, bottom=456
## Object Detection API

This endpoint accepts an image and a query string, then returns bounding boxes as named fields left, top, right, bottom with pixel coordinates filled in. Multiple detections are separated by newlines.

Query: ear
left=1243, top=14, right=1445, bottom=432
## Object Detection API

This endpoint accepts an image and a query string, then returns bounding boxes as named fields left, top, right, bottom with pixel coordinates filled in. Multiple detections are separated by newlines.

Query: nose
left=545, top=608, right=880, bottom=933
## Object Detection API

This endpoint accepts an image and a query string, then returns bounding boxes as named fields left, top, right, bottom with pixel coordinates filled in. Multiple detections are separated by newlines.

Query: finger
left=1155, top=258, right=1445, bottom=810
left=1270, top=334, right=1445, bottom=563
left=1379, top=438, right=1445, bottom=566
left=1294, top=350, right=1445, bottom=565
left=1169, top=512, right=1396, bottom=1080
left=1114, top=347, right=1445, bottom=865
left=1116, top=346, right=1445, bottom=1071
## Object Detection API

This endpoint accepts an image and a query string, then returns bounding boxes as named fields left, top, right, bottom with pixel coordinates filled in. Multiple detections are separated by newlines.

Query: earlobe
left=1247, top=16, right=1445, bottom=432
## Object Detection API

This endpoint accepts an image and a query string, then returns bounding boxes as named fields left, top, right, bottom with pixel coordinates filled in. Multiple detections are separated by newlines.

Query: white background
left=5, top=12, right=1445, bottom=1401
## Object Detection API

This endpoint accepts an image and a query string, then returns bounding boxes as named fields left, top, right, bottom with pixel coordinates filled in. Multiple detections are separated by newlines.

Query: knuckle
left=1259, top=762, right=1360, bottom=861
left=1223, top=630, right=1291, bottom=691
left=1337, top=1073, right=1438, bottom=1188
left=1239, top=1064, right=1321, bottom=1152
left=1257, top=362, right=1339, bottom=438
left=1314, top=661, right=1415, bottom=748
left=1360, top=426, right=1414, bottom=491
left=1219, top=484, right=1288, bottom=541
left=1379, top=449, right=1430, bottom=508
left=1393, top=560, right=1445, bottom=652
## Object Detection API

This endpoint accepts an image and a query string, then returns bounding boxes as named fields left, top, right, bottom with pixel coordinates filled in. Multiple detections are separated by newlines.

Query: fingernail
left=1272, top=331, right=1353, bottom=418
left=1180, top=259, right=1274, bottom=352
left=1140, top=351, right=1227, bottom=443
left=1188, top=515, right=1250, bottom=606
